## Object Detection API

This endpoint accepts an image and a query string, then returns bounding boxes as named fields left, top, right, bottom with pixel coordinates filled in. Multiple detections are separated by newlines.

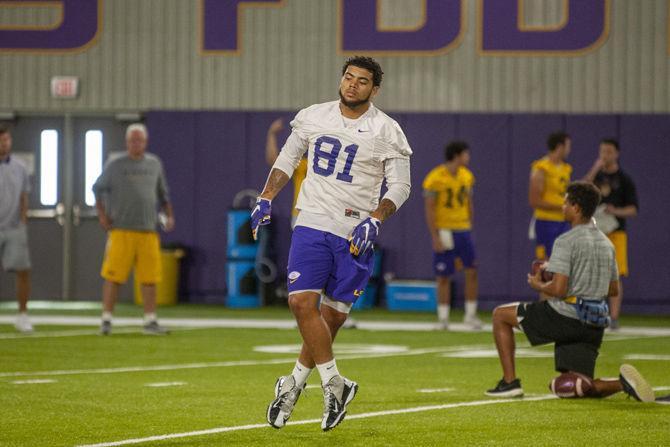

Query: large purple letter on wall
left=340, top=0, right=462, bottom=53
left=482, top=0, right=608, bottom=53
left=202, top=0, right=282, bottom=52
left=0, top=0, right=99, bottom=51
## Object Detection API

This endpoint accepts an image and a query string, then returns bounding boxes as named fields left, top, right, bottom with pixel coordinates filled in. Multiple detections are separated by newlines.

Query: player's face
left=339, top=65, right=379, bottom=108
left=459, top=150, right=470, bottom=167
left=559, top=138, right=571, bottom=160
left=562, top=196, right=577, bottom=221
left=126, top=130, right=147, bottom=159
left=0, top=132, right=12, bottom=158
left=598, top=143, right=618, bottom=167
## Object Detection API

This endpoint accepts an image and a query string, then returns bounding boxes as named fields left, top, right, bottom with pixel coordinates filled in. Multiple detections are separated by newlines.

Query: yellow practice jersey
left=531, top=157, right=572, bottom=221
left=291, top=158, right=308, bottom=217
left=422, top=165, right=474, bottom=230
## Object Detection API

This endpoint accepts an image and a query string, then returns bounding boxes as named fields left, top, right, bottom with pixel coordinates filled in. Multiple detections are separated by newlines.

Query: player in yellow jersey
left=423, top=141, right=481, bottom=330
left=266, top=118, right=308, bottom=227
left=529, top=132, right=572, bottom=261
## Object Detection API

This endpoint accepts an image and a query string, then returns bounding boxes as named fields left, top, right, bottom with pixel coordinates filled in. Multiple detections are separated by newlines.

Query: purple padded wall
left=619, top=116, right=670, bottom=304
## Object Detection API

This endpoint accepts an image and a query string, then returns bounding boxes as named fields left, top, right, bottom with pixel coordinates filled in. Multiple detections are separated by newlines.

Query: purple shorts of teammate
left=287, top=226, right=375, bottom=304
left=433, top=230, right=477, bottom=277
left=535, top=219, right=571, bottom=259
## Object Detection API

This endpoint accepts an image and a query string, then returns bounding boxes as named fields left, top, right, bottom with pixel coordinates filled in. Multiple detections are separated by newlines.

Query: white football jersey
left=278, top=100, right=412, bottom=238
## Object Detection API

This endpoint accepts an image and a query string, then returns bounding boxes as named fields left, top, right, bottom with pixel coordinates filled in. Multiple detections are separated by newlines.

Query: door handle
left=73, top=204, right=81, bottom=226
left=55, top=202, right=66, bottom=226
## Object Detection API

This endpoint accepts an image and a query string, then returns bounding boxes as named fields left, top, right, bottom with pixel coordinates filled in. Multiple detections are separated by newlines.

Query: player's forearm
left=95, top=200, right=107, bottom=218
left=162, top=202, right=174, bottom=219
left=582, top=165, right=600, bottom=183
left=423, top=202, right=439, bottom=239
left=532, top=273, right=568, bottom=297
left=265, top=131, right=279, bottom=166
left=610, top=205, right=637, bottom=218
left=259, top=168, right=290, bottom=201
left=607, top=280, right=619, bottom=298
left=20, top=193, right=28, bottom=223
left=370, top=198, right=397, bottom=223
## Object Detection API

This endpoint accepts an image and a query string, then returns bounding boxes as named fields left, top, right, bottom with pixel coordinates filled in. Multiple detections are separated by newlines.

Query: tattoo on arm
left=260, top=168, right=290, bottom=200
left=371, top=198, right=397, bottom=222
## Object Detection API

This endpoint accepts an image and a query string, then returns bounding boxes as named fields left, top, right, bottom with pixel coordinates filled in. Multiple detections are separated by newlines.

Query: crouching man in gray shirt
left=486, top=181, right=655, bottom=402
left=92, top=123, right=175, bottom=335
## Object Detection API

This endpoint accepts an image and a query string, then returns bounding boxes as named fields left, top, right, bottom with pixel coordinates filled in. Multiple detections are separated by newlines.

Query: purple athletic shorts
left=287, top=226, right=375, bottom=304
left=433, top=230, right=477, bottom=277
left=535, top=219, right=571, bottom=258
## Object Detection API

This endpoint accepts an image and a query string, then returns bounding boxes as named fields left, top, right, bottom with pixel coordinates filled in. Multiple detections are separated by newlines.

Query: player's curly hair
left=566, top=181, right=601, bottom=219
left=342, top=56, right=384, bottom=86
left=0, top=123, right=10, bottom=135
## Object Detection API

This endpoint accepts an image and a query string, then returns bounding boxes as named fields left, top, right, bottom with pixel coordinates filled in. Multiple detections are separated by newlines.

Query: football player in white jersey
left=251, top=56, right=412, bottom=431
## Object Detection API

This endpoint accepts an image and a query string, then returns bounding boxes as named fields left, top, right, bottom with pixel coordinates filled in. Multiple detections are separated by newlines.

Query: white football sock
left=144, top=312, right=156, bottom=323
left=291, top=361, right=312, bottom=387
left=438, top=304, right=450, bottom=321
left=316, top=359, right=340, bottom=385
left=102, top=311, right=112, bottom=322
left=465, top=301, right=478, bottom=318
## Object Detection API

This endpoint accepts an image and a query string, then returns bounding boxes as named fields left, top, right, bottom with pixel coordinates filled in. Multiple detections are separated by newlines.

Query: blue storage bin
left=386, top=280, right=436, bottom=312
left=227, top=210, right=258, bottom=259
left=226, top=260, right=261, bottom=308
left=352, top=283, right=377, bottom=310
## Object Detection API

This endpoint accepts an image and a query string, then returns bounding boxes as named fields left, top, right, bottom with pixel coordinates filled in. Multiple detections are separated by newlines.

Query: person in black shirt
left=583, top=138, right=638, bottom=329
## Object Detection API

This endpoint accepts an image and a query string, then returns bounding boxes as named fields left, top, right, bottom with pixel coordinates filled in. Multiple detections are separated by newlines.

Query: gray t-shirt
left=0, top=157, right=31, bottom=230
left=92, top=153, right=170, bottom=231
left=546, top=220, right=618, bottom=319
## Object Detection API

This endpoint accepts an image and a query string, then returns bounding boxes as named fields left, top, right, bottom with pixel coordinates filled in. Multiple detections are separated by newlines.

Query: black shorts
left=517, top=301, right=604, bottom=377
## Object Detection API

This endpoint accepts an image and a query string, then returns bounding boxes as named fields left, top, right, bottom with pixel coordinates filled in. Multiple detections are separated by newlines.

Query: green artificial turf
left=1, top=306, right=669, bottom=446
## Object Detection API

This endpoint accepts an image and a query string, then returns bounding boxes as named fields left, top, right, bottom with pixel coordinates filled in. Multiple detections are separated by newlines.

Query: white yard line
left=76, top=395, right=556, bottom=447
left=11, top=379, right=57, bottom=384
left=0, top=328, right=143, bottom=339
left=2, top=315, right=670, bottom=336
left=0, top=344, right=493, bottom=378
left=417, top=387, right=454, bottom=393
left=624, top=354, right=670, bottom=361
left=144, top=382, right=187, bottom=388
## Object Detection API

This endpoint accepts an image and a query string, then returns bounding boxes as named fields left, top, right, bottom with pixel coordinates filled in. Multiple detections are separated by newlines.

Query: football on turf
left=549, top=372, right=594, bottom=398
left=531, top=260, right=554, bottom=282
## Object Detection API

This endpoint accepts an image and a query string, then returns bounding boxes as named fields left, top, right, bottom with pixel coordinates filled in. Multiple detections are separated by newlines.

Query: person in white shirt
left=251, top=56, right=412, bottom=431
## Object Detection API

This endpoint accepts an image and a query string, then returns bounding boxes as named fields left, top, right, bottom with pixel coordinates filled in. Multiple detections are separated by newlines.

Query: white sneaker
left=464, top=315, right=483, bottom=330
left=620, top=364, right=655, bottom=402
left=437, top=320, right=449, bottom=331
left=15, top=314, right=33, bottom=333
left=321, top=375, right=358, bottom=431
left=267, top=375, right=306, bottom=428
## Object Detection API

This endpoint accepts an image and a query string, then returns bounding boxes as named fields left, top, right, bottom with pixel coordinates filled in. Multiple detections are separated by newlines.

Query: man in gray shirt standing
left=0, top=125, right=33, bottom=332
left=93, top=123, right=174, bottom=335
left=486, top=181, right=654, bottom=402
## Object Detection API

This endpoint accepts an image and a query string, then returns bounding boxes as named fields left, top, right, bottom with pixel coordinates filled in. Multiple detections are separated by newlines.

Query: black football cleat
left=486, top=378, right=524, bottom=397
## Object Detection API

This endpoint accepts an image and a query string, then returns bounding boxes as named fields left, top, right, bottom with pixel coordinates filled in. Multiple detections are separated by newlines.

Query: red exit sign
left=50, top=76, right=79, bottom=99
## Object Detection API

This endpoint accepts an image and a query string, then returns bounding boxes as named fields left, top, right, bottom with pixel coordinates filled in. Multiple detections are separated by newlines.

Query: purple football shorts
left=535, top=219, right=571, bottom=259
left=287, top=226, right=375, bottom=304
left=433, top=230, right=477, bottom=277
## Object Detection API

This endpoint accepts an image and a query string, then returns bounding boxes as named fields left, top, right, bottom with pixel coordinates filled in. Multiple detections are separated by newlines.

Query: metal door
left=0, top=115, right=130, bottom=301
